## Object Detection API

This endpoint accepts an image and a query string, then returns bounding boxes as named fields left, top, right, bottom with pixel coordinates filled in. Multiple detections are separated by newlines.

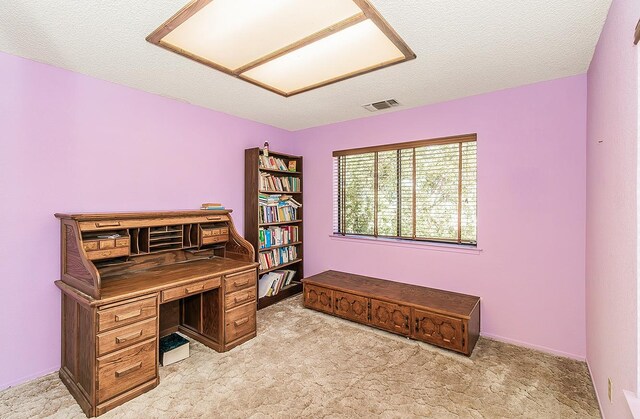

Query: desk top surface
left=86, top=257, right=256, bottom=304
left=55, top=209, right=231, bottom=221
left=302, top=270, right=479, bottom=318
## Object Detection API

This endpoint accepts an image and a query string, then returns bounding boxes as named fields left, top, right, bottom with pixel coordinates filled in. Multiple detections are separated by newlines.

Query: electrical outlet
left=608, top=378, right=613, bottom=402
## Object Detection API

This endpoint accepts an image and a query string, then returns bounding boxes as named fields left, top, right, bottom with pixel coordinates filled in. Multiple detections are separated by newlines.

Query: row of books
left=259, top=173, right=301, bottom=192
left=258, top=245, right=298, bottom=271
left=258, top=270, right=296, bottom=298
left=258, top=155, right=297, bottom=172
left=259, top=225, right=299, bottom=249
left=258, top=194, right=301, bottom=208
left=259, top=205, right=298, bottom=224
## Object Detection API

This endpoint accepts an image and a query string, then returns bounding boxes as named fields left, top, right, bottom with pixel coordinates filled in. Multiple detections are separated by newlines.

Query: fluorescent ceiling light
left=147, top=0, right=415, bottom=97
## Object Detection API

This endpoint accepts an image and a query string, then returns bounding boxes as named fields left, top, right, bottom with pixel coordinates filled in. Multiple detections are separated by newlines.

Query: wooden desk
left=54, top=210, right=259, bottom=417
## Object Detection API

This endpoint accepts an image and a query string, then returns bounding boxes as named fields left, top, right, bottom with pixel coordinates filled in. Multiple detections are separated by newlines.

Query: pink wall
left=0, top=32, right=602, bottom=394
left=586, top=0, right=639, bottom=416
left=289, top=75, right=588, bottom=359
left=0, top=51, right=292, bottom=390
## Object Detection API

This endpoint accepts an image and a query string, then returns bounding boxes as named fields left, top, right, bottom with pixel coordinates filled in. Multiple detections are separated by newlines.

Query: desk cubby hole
left=130, top=228, right=149, bottom=254
left=183, top=224, right=199, bottom=248
left=180, top=289, right=221, bottom=344
left=149, top=225, right=182, bottom=252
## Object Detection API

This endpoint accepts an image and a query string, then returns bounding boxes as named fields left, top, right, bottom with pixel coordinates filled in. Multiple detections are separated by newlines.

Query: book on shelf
left=258, top=194, right=299, bottom=224
left=258, top=245, right=298, bottom=271
left=280, top=195, right=301, bottom=208
left=258, top=269, right=297, bottom=298
left=258, top=155, right=289, bottom=171
left=259, top=173, right=300, bottom=192
left=258, top=225, right=299, bottom=248
left=259, top=206, right=297, bottom=224
left=288, top=161, right=297, bottom=172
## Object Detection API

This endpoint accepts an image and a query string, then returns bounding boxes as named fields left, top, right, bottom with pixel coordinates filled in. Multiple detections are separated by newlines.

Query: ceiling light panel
left=241, top=20, right=405, bottom=95
left=147, top=0, right=416, bottom=96
left=160, top=0, right=362, bottom=71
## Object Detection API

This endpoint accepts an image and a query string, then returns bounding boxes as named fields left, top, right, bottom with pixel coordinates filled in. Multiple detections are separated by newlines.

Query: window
left=333, top=134, right=477, bottom=245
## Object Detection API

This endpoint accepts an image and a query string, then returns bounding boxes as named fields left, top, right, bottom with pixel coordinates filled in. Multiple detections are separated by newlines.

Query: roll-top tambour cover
left=55, top=210, right=255, bottom=300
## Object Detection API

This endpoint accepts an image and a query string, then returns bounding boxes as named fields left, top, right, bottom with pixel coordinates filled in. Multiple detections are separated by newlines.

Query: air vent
left=363, top=99, right=400, bottom=112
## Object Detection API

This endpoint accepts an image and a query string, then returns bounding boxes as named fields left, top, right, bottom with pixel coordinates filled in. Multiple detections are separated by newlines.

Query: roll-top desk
left=54, top=210, right=259, bottom=417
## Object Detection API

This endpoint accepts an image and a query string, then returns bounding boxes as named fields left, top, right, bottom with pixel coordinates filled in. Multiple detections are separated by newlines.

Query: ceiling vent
left=363, top=99, right=400, bottom=112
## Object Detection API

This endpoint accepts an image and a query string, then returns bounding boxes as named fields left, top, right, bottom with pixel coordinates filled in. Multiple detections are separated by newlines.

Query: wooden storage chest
left=302, top=270, right=481, bottom=356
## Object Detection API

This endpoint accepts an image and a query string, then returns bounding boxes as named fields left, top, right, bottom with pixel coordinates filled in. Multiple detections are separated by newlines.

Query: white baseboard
left=481, top=332, right=586, bottom=361
left=587, top=361, right=606, bottom=419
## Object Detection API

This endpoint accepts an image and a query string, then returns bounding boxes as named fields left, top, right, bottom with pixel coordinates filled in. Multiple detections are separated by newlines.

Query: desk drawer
left=225, top=303, right=256, bottom=343
left=201, top=227, right=229, bottom=237
left=225, top=287, right=257, bottom=310
left=202, top=234, right=228, bottom=245
left=83, top=241, right=99, bottom=251
left=83, top=237, right=130, bottom=253
left=86, top=246, right=130, bottom=261
left=97, top=339, right=157, bottom=403
left=98, top=297, right=157, bottom=332
left=161, top=277, right=221, bottom=303
left=97, top=317, right=157, bottom=356
left=224, top=270, right=255, bottom=294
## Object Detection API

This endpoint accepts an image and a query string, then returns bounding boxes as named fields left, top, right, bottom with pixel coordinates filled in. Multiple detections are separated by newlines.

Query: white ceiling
left=0, top=0, right=611, bottom=131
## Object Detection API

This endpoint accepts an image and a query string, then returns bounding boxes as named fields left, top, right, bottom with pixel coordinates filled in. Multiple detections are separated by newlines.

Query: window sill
left=328, top=234, right=482, bottom=254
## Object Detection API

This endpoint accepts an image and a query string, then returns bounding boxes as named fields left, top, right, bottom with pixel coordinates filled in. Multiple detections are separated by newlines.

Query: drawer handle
left=185, top=284, right=205, bottom=293
left=115, top=309, right=142, bottom=322
left=206, top=216, right=222, bottom=221
left=233, top=279, right=250, bottom=287
left=115, top=330, right=143, bottom=344
left=115, top=361, right=142, bottom=378
left=234, top=294, right=250, bottom=303
left=234, top=317, right=250, bottom=327
left=96, top=221, right=121, bottom=228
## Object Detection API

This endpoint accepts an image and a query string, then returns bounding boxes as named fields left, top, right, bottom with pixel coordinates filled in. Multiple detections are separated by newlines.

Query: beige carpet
left=0, top=296, right=600, bottom=418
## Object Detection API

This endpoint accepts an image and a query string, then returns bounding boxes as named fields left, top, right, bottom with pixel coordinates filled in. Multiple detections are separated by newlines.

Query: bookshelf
left=245, top=147, right=304, bottom=310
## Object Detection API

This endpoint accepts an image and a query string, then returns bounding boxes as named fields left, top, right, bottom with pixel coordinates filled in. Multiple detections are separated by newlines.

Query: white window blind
left=333, top=135, right=477, bottom=245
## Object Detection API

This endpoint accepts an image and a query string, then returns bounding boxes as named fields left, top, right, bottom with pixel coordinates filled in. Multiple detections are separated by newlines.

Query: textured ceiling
left=0, top=0, right=611, bottom=131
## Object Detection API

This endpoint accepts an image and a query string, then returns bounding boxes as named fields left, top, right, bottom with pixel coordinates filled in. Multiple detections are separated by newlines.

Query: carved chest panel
left=304, top=284, right=333, bottom=314
left=334, top=291, right=368, bottom=323
left=370, top=299, right=410, bottom=336
left=413, top=309, right=465, bottom=352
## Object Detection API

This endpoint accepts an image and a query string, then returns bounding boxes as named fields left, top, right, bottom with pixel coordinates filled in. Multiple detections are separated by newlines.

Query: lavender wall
left=0, top=48, right=594, bottom=391
left=289, top=75, right=588, bottom=359
left=0, top=51, right=292, bottom=390
left=586, top=0, right=639, bottom=416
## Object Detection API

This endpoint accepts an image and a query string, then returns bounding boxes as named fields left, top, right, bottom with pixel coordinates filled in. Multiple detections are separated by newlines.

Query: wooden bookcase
left=245, top=147, right=303, bottom=310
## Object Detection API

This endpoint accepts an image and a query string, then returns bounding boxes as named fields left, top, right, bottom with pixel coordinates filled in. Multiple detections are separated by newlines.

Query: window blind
left=333, top=134, right=477, bottom=245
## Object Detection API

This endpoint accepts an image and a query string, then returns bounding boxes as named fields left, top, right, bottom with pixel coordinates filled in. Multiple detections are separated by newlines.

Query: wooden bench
left=302, top=270, right=481, bottom=356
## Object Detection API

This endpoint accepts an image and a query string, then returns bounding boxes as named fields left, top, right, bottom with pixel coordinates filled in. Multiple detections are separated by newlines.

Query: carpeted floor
left=0, top=296, right=600, bottom=418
